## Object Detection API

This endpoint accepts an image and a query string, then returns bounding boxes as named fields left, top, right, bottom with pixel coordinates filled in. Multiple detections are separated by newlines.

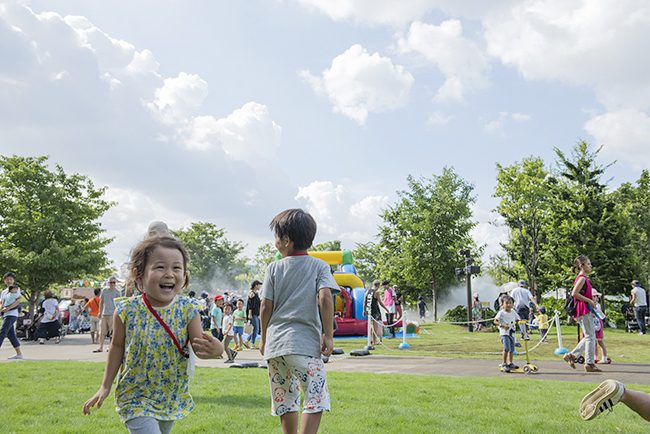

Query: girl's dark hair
left=130, top=236, right=190, bottom=289
left=571, top=255, right=590, bottom=274
left=43, top=289, right=53, bottom=299
left=269, top=209, right=317, bottom=250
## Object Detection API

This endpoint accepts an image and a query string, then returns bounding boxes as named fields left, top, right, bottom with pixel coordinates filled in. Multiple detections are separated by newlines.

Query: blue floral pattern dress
left=114, top=295, right=200, bottom=423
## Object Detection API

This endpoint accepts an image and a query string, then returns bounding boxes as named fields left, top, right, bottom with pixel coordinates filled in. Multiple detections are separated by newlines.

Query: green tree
left=352, top=241, right=380, bottom=287
left=376, top=168, right=478, bottom=318
left=493, top=156, right=550, bottom=300
left=0, top=155, right=114, bottom=314
left=543, top=141, right=636, bottom=297
left=615, top=169, right=650, bottom=288
left=172, top=222, right=246, bottom=292
left=252, top=242, right=277, bottom=281
left=310, top=240, right=342, bottom=252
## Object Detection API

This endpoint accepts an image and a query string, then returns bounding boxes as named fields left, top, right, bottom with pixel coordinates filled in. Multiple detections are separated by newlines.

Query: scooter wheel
left=532, top=366, right=539, bottom=372
left=523, top=366, right=531, bottom=374
left=576, top=355, right=585, bottom=364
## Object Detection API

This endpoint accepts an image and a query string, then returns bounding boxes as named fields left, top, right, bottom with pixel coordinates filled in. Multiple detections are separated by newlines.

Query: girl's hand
left=83, top=386, right=111, bottom=415
left=588, top=299, right=597, bottom=308
left=192, top=332, right=224, bottom=359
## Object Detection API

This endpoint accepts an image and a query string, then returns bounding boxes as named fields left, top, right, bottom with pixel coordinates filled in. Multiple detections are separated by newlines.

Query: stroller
left=15, top=311, right=39, bottom=341
left=621, top=304, right=641, bottom=333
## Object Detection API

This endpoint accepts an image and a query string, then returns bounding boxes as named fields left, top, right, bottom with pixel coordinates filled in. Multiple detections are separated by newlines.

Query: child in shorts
left=260, top=209, right=339, bottom=434
left=494, top=295, right=520, bottom=372
left=233, top=299, right=247, bottom=350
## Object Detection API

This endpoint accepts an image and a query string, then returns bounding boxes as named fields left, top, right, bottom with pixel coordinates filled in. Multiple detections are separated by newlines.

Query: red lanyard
left=142, top=294, right=189, bottom=359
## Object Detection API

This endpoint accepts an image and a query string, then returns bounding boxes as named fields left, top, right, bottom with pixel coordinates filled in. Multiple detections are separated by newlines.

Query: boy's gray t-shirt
left=100, top=288, right=122, bottom=315
left=260, top=255, right=339, bottom=360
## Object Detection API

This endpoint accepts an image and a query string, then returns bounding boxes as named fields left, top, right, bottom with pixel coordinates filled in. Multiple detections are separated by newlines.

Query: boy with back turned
left=259, top=209, right=339, bottom=434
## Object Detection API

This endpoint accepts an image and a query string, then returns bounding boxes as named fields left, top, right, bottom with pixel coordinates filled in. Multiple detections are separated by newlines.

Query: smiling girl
left=83, top=236, right=223, bottom=433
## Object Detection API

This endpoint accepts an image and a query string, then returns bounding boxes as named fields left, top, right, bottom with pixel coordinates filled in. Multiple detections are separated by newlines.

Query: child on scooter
left=494, top=295, right=520, bottom=372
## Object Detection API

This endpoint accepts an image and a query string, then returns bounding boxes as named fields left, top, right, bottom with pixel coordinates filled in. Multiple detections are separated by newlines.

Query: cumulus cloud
left=483, top=1, right=650, bottom=110
left=584, top=108, right=650, bottom=169
left=397, top=20, right=491, bottom=102
left=151, top=72, right=208, bottom=122
left=295, top=181, right=388, bottom=245
left=511, top=113, right=531, bottom=121
left=426, top=110, right=453, bottom=126
left=299, top=44, right=414, bottom=125
left=291, top=0, right=435, bottom=27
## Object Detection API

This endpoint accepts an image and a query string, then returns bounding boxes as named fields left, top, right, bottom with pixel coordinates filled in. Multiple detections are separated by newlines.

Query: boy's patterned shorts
left=267, top=354, right=330, bottom=416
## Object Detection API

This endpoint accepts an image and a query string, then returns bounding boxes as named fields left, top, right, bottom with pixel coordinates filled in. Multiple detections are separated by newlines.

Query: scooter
left=498, top=321, right=539, bottom=374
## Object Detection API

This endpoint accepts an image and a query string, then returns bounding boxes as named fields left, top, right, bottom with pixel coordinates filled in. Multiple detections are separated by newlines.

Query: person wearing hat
left=511, top=279, right=538, bottom=339
left=630, top=280, right=647, bottom=335
left=245, top=280, right=262, bottom=349
left=211, top=295, right=225, bottom=341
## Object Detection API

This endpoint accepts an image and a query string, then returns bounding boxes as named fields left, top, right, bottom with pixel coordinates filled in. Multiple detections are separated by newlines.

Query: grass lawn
left=332, top=323, right=650, bottom=364
left=1, top=361, right=649, bottom=433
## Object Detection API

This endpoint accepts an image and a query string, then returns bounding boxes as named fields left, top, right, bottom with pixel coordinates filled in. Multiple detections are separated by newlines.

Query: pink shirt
left=383, top=288, right=394, bottom=306
left=573, top=274, right=592, bottom=318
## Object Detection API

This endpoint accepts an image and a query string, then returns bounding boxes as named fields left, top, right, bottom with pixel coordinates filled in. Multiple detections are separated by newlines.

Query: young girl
left=563, top=255, right=601, bottom=372
left=83, top=236, right=223, bottom=433
left=592, top=291, right=610, bottom=363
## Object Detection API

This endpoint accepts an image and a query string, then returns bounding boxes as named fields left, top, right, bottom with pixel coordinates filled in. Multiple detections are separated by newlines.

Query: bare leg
left=508, top=351, right=514, bottom=364
left=620, top=389, right=650, bottom=422
left=597, top=340, right=607, bottom=359
left=300, top=412, right=323, bottom=434
left=280, top=411, right=299, bottom=434
left=15, top=346, right=22, bottom=356
left=502, top=351, right=508, bottom=365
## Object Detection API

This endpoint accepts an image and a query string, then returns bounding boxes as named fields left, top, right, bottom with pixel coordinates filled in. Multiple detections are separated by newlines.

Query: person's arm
left=319, top=287, right=334, bottom=357
left=630, top=291, right=637, bottom=305
left=376, top=291, right=388, bottom=312
left=259, top=297, right=274, bottom=356
left=4, top=294, right=22, bottom=311
left=98, top=295, right=104, bottom=318
left=189, top=314, right=223, bottom=359
left=363, top=290, right=370, bottom=317
left=83, top=311, right=125, bottom=414
left=211, top=311, right=220, bottom=331
left=571, top=276, right=595, bottom=308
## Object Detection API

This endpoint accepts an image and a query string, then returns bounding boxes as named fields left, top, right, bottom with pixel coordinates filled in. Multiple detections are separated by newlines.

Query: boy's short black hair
left=501, top=295, right=515, bottom=304
left=94, top=287, right=101, bottom=296
left=381, top=280, right=389, bottom=286
left=3, top=272, right=15, bottom=280
left=8, top=284, right=18, bottom=290
left=269, top=209, right=317, bottom=250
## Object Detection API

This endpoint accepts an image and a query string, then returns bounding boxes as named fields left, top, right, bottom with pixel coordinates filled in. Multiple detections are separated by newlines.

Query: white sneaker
left=638, top=332, right=645, bottom=335
left=580, top=379, right=625, bottom=420
left=8, top=354, right=23, bottom=360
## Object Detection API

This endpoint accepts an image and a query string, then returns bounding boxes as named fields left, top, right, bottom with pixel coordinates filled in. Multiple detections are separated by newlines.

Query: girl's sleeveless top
left=573, top=274, right=592, bottom=318
left=114, top=295, right=200, bottom=423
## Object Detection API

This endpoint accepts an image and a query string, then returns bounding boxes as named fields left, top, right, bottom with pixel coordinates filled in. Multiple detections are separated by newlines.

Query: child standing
left=233, top=299, right=247, bottom=350
left=494, top=295, right=520, bottom=372
left=222, top=304, right=238, bottom=363
left=83, top=236, right=223, bottom=433
left=210, top=295, right=224, bottom=341
left=260, top=209, right=339, bottom=434
left=537, top=306, right=549, bottom=343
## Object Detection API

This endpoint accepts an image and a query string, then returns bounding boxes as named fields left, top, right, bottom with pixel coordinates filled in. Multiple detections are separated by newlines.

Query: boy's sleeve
left=260, top=263, right=274, bottom=301
left=317, top=262, right=340, bottom=295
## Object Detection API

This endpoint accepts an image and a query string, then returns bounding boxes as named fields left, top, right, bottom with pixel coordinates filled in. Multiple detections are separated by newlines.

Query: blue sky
left=1, top=0, right=648, bottom=272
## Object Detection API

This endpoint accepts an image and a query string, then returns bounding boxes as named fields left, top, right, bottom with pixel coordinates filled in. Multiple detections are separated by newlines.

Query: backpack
left=565, top=286, right=586, bottom=317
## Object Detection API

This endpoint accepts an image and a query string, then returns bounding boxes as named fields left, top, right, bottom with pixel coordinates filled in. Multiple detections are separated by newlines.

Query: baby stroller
left=15, top=312, right=38, bottom=341
left=621, top=304, right=640, bottom=333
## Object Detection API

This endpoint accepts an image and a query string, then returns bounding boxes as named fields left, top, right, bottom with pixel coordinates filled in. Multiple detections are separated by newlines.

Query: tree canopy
left=0, top=155, right=114, bottom=313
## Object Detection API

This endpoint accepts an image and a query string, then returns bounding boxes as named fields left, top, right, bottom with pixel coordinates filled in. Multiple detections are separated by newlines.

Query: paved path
left=3, top=333, right=649, bottom=386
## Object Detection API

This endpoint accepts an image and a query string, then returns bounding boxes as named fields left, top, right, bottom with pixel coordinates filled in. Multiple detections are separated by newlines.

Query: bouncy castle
left=295, top=250, right=402, bottom=336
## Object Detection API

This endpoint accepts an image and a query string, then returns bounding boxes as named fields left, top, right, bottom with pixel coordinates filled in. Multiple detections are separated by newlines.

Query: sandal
left=92, top=349, right=103, bottom=353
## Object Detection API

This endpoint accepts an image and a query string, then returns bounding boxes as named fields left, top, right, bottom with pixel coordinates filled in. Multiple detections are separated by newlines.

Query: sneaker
left=580, top=379, right=625, bottom=420
left=563, top=353, right=576, bottom=369
left=502, top=364, right=510, bottom=373
left=231, top=350, right=238, bottom=361
left=638, top=332, right=645, bottom=335
left=224, top=359, right=234, bottom=364
left=514, top=342, right=522, bottom=348
left=508, top=363, right=519, bottom=370
left=8, top=354, right=23, bottom=360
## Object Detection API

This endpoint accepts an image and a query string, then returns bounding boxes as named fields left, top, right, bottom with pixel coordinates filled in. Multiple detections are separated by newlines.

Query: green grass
left=1, top=361, right=649, bottom=433
left=332, top=323, right=650, bottom=363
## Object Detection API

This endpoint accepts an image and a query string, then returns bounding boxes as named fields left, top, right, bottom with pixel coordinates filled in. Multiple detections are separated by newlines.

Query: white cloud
left=483, top=1, right=650, bottom=110
left=484, top=111, right=508, bottom=134
left=152, top=72, right=208, bottom=122
left=511, top=113, right=531, bottom=121
left=292, top=0, right=435, bottom=27
left=295, top=181, right=387, bottom=246
left=426, top=110, right=453, bottom=126
left=584, top=108, right=650, bottom=169
left=300, top=44, right=414, bottom=125
left=397, top=20, right=491, bottom=102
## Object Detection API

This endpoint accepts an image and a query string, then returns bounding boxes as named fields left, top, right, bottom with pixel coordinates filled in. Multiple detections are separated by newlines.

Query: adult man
left=96, top=277, right=121, bottom=352
left=85, top=288, right=102, bottom=347
left=0, top=272, right=23, bottom=359
left=630, top=280, right=647, bottom=336
left=511, top=279, right=538, bottom=339
left=364, top=280, right=388, bottom=345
